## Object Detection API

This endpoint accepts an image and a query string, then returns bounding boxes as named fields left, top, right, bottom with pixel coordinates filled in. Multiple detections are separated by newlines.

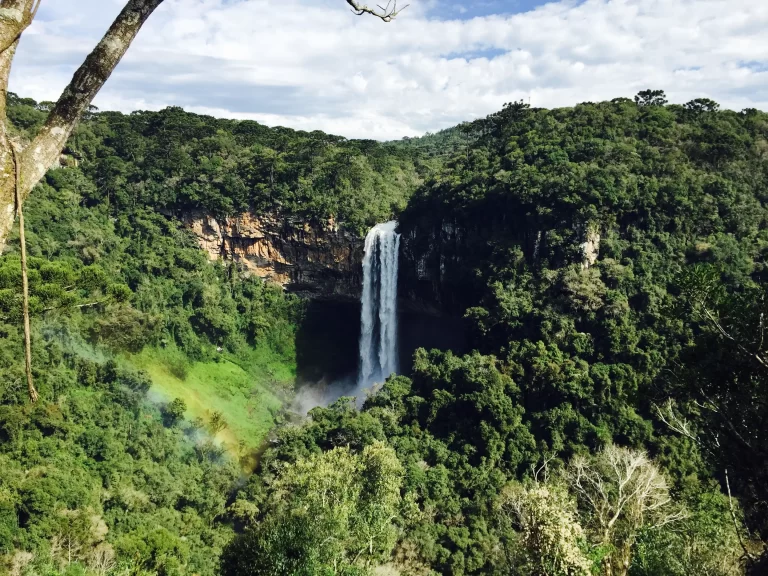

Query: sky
left=8, top=0, right=768, bottom=140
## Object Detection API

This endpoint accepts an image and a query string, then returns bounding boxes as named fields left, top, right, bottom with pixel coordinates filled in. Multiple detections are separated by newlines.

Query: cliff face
left=398, top=214, right=601, bottom=313
left=184, top=210, right=599, bottom=315
left=399, top=220, right=467, bottom=313
left=184, top=211, right=364, bottom=300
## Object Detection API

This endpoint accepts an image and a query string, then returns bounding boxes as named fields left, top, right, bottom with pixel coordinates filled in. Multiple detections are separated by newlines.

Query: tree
left=684, top=98, right=720, bottom=115
left=495, top=479, right=592, bottom=576
left=630, top=490, right=744, bottom=576
left=0, top=0, right=405, bottom=251
left=634, top=90, right=668, bottom=107
left=208, top=410, right=227, bottom=435
left=567, top=445, right=685, bottom=576
left=221, top=442, right=404, bottom=576
left=660, top=265, right=768, bottom=562
left=163, top=397, right=187, bottom=426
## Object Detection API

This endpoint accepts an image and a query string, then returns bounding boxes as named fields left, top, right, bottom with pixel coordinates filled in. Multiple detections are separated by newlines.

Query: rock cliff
left=184, top=211, right=364, bottom=300
left=398, top=214, right=601, bottom=313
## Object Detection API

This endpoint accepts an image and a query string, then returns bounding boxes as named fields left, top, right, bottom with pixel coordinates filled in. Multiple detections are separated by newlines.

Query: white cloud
left=9, top=0, right=768, bottom=140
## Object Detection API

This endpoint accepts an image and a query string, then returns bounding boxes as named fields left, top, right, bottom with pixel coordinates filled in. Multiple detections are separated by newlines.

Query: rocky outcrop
left=184, top=211, right=364, bottom=300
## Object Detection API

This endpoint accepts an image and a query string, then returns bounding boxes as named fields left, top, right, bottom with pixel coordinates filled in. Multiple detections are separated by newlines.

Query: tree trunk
left=0, top=0, right=166, bottom=252
left=0, top=1, right=30, bottom=251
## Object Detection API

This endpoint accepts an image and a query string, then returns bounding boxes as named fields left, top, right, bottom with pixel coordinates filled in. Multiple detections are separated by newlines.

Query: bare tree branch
left=346, top=0, right=408, bottom=22
left=43, top=299, right=108, bottom=312
left=697, top=300, right=768, bottom=368
left=568, top=445, right=686, bottom=576
left=654, top=400, right=701, bottom=445
left=726, top=468, right=757, bottom=563
left=531, top=452, right=555, bottom=483
left=0, top=0, right=39, bottom=56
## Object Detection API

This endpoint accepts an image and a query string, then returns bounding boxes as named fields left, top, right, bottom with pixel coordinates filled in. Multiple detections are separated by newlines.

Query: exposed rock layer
left=184, top=211, right=364, bottom=300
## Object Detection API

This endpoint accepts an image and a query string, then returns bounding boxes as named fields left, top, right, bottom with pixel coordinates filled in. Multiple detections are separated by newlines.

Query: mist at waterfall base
left=291, top=221, right=467, bottom=415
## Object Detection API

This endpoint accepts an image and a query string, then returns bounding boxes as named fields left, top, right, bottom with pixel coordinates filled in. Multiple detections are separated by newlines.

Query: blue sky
left=435, top=0, right=555, bottom=19
left=10, top=0, right=768, bottom=140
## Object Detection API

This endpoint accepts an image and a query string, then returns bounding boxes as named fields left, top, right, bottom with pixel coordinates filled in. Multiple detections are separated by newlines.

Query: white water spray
left=358, top=221, right=400, bottom=389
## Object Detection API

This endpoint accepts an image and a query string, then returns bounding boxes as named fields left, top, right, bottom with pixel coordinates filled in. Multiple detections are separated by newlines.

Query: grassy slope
left=128, top=343, right=294, bottom=468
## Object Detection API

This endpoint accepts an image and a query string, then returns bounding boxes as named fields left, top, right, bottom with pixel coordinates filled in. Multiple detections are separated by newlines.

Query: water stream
left=358, top=221, right=400, bottom=389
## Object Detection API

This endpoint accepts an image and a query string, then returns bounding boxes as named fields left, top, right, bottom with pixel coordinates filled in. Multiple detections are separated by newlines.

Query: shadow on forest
left=293, top=299, right=469, bottom=411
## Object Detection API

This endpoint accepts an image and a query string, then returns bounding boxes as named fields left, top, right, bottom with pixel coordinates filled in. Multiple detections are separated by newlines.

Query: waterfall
left=358, top=221, right=400, bottom=389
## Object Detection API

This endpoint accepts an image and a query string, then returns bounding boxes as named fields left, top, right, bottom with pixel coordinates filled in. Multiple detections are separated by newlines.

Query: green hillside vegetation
left=0, top=93, right=438, bottom=575
left=0, top=96, right=310, bottom=573
left=391, top=125, right=469, bottom=158
left=0, top=355, right=242, bottom=576
left=229, top=93, right=768, bottom=575
left=131, top=345, right=286, bottom=464
left=1, top=91, right=767, bottom=575
left=7, top=93, right=430, bottom=233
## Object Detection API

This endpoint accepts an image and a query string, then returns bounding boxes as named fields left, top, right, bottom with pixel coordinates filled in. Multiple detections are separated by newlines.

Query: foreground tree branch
left=0, top=0, right=167, bottom=251
left=346, top=0, right=408, bottom=22
left=0, top=0, right=403, bottom=252
left=14, top=0, right=167, bottom=236
left=0, top=0, right=40, bottom=56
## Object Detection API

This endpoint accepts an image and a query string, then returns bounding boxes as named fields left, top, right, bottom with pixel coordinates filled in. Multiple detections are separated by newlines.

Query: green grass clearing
left=127, top=344, right=293, bottom=467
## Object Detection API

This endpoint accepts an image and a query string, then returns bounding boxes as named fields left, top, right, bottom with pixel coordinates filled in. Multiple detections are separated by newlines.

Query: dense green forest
left=6, top=93, right=429, bottom=233
left=1, top=91, right=767, bottom=575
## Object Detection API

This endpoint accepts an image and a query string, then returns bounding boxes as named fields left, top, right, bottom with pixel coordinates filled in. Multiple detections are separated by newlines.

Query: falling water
left=358, top=221, right=400, bottom=389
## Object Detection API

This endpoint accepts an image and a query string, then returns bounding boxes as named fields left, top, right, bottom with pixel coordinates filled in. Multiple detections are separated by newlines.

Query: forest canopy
left=1, top=91, right=768, bottom=575
left=7, top=92, right=430, bottom=234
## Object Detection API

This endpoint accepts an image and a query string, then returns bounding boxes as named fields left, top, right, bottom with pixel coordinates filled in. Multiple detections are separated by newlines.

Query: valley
left=1, top=92, right=767, bottom=576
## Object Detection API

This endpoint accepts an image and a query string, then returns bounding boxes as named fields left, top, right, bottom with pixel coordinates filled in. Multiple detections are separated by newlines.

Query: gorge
left=2, top=94, right=767, bottom=576
left=185, top=210, right=470, bottom=394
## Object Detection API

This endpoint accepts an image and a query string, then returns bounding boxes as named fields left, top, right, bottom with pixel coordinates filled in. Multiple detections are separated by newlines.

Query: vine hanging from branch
left=10, top=139, right=38, bottom=403
left=346, top=0, right=409, bottom=22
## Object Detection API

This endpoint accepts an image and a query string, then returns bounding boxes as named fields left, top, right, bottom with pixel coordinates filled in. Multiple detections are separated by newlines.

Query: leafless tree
left=568, top=444, right=686, bottom=576
left=87, top=543, right=116, bottom=576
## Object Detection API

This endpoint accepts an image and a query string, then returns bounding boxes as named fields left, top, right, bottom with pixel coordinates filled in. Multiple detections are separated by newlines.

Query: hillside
left=235, top=94, right=768, bottom=575
left=1, top=92, right=768, bottom=575
left=7, top=93, right=431, bottom=233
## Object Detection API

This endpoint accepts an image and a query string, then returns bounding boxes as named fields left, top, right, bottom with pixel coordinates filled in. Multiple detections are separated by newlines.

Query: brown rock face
left=185, top=211, right=364, bottom=300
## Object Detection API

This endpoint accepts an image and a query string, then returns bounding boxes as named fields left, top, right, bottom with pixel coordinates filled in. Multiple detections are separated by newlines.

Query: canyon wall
left=183, top=210, right=599, bottom=313
left=182, top=210, right=462, bottom=313
left=184, top=211, right=364, bottom=300
left=397, top=215, right=601, bottom=313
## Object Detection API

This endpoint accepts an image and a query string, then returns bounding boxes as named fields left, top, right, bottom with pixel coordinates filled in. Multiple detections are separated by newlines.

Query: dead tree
left=568, top=445, right=686, bottom=576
